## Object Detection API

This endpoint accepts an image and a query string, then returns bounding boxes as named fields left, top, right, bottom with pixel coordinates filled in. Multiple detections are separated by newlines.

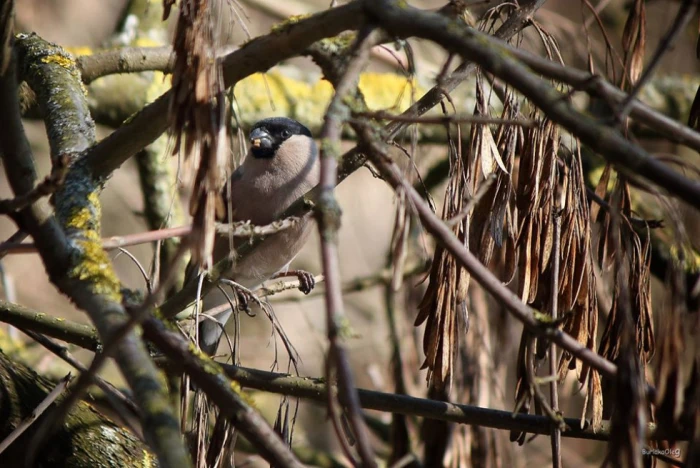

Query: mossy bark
left=0, top=350, right=154, bottom=467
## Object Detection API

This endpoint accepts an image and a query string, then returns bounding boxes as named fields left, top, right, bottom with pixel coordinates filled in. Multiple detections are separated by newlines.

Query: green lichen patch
left=69, top=238, right=122, bottom=303
left=270, top=14, right=312, bottom=34
left=317, top=33, right=357, bottom=55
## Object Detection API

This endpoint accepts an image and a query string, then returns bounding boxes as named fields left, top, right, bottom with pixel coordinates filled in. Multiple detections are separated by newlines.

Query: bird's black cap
left=249, top=117, right=312, bottom=158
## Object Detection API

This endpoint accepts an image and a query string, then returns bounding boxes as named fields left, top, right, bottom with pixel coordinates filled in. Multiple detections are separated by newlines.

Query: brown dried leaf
left=591, top=163, right=612, bottom=222
left=622, top=0, right=647, bottom=87
left=417, top=117, right=471, bottom=392
left=169, top=0, right=228, bottom=270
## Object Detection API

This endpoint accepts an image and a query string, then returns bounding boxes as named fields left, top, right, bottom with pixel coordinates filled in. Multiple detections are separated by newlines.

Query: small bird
left=194, top=117, right=320, bottom=356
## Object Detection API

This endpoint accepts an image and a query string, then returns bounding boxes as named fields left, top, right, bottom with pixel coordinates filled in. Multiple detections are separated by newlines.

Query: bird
left=191, top=117, right=320, bottom=356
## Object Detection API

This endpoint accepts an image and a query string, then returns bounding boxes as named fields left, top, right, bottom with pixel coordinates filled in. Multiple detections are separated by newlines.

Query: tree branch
left=77, top=46, right=173, bottom=84
left=364, top=0, right=700, bottom=209
left=316, top=24, right=381, bottom=466
left=7, top=33, right=190, bottom=468
left=0, top=300, right=101, bottom=351
left=81, top=1, right=365, bottom=180
left=216, top=364, right=685, bottom=442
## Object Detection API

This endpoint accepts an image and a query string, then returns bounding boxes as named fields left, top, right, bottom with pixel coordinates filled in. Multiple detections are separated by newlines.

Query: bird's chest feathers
left=231, top=164, right=312, bottom=224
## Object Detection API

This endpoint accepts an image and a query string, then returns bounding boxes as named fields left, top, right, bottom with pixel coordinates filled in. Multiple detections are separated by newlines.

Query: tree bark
left=0, top=350, right=153, bottom=467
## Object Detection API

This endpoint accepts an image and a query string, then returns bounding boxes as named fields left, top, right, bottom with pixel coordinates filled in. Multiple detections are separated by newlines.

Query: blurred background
left=1, top=0, right=698, bottom=466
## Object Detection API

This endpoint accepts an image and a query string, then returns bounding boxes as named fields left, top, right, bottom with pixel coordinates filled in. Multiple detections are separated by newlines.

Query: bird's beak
left=249, top=127, right=273, bottom=150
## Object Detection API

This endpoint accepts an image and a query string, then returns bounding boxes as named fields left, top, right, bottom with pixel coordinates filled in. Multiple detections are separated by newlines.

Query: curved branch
left=10, top=34, right=190, bottom=468
left=364, top=0, right=700, bottom=209
left=77, top=46, right=173, bottom=84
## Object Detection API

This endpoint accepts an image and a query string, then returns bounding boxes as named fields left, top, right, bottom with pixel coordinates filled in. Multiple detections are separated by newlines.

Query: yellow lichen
left=65, top=205, right=95, bottom=233
left=133, top=37, right=161, bottom=48
left=41, top=53, right=76, bottom=70
left=230, top=381, right=257, bottom=408
left=317, top=34, right=357, bottom=54
left=70, top=238, right=122, bottom=302
left=233, top=70, right=427, bottom=128
left=65, top=192, right=121, bottom=302
left=141, top=449, right=153, bottom=468
left=270, top=14, right=312, bottom=34
left=533, top=310, right=554, bottom=324
left=66, top=46, right=93, bottom=57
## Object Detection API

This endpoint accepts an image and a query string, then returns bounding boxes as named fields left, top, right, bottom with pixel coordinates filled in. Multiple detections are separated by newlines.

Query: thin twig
left=0, top=373, right=72, bottom=455
left=354, top=110, right=535, bottom=127
left=549, top=203, right=563, bottom=468
left=211, top=364, right=686, bottom=441
left=21, top=329, right=141, bottom=426
left=0, top=154, right=69, bottom=215
left=316, top=24, right=381, bottom=467
left=255, top=274, right=326, bottom=298
left=0, top=230, right=27, bottom=260
left=0, top=218, right=300, bottom=255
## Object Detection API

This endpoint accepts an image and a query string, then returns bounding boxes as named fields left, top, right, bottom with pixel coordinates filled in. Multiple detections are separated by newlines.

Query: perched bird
left=193, top=117, right=320, bottom=356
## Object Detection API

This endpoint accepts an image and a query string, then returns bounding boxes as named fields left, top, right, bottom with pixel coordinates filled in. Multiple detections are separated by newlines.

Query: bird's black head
left=249, top=117, right=312, bottom=159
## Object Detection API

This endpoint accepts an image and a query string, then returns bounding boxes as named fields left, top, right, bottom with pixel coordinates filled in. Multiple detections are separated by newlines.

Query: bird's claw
left=292, top=270, right=315, bottom=295
left=235, top=288, right=256, bottom=317
left=219, top=279, right=257, bottom=317
left=272, top=269, right=316, bottom=295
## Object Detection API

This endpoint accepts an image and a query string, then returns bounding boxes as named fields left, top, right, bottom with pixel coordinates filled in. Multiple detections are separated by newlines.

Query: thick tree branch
left=364, top=1, right=700, bottom=208
left=82, top=1, right=365, bottom=180
left=7, top=34, right=190, bottom=468
left=0, top=352, right=152, bottom=466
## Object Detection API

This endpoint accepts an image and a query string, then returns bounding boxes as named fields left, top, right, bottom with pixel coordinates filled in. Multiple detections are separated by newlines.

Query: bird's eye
left=281, top=129, right=291, bottom=138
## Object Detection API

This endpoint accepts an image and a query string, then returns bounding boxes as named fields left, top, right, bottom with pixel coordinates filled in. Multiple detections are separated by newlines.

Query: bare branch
left=215, top=364, right=686, bottom=442
left=6, top=33, right=190, bottom=468
left=316, top=24, right=382, bottom=466
left=77, top=46, right=173, bottom=84
left=365, top=1, right=700, bottom=209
